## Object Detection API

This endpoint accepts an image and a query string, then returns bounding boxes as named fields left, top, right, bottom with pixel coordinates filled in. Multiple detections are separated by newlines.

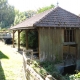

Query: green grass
left=0, top=65, right=5, bottom=80
left=0, top=51, right=9, bottom=59
left=0, top=43, right=23, bottom=80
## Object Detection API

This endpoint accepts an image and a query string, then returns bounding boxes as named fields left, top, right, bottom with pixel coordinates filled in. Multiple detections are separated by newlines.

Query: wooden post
left=76, top=44, right=77, bottom=60
left=13, top=30, right=16, bottom=48
left=18, top=30, right=20, bottom=51
left=38, top=28, right=40, bottom=59
left=25, top=30, right=28, bottom=49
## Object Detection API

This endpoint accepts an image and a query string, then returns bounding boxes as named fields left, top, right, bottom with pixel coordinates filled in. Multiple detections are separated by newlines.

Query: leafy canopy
left=13, top=9, right=26, bottom=25
left=37, top=4, right=54, bottom=13
left=0, top=0, right=15, bottom=28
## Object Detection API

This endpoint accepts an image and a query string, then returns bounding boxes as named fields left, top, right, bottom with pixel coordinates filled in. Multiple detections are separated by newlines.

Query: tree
left=37, top=4, right=54, bottom=13
left=13, top=9, right=26, bottom=45
left=0, top=0, right=15, bottom=28
left=24, top=10, right=37, bottom=18
left=14, top=9, right=26, bottom=25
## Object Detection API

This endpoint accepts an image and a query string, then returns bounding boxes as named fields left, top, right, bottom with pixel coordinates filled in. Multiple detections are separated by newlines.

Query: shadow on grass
left=0, top=51, right=9, bottom=59
left=0, top=61, right=6, bottom=80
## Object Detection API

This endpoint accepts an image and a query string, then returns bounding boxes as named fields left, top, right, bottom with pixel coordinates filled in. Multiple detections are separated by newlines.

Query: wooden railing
left=23, top=49, right=56, bottom=80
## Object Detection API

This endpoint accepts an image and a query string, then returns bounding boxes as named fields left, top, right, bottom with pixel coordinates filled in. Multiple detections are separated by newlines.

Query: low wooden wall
left=63, top=46, right=76, bottom=55
left=23, top=50, right=56, bottom=80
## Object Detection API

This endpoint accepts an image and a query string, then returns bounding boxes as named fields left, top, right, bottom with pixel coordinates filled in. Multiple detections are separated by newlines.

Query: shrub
left=20, top=30, right=38, bottom=48
left=30, top=60, right=65, bottom=80
left=20, top=31, right=26, bottom=46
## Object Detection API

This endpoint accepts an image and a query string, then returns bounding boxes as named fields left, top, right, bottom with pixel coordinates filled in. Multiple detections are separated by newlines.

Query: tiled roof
left=10, top=9, right=52, bottom=30
left=10, top=7, right=80, bottom=30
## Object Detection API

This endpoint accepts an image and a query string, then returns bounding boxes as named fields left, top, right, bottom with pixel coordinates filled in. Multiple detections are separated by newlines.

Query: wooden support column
left=76, top=44, right=77, bottom=60
left=18, top=30, right=20, bottom=51
left=25, top=30, right=28, bottom=49
left=38, top=29, right=40, bottom=59
left=13, top=30, right=16, bottom=48
left=18, top=30, right=23, bottom=51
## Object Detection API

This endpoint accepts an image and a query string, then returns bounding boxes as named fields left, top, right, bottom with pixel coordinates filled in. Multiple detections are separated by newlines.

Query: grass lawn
left=0, top=42, right=24, bottom=80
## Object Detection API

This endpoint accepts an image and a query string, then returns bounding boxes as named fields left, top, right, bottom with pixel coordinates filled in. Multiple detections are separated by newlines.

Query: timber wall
left=39, top=28, right=64, bottom=62
left=63, top=46, right=76, bottom=55
left=76, top=29, right=80, bottom=59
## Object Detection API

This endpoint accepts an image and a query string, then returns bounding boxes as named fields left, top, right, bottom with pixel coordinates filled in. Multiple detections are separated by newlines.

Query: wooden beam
left=54, top=27, right=56, bottom=29
left=20, top=30, right=23, bottom=33
left=49, top=27, right=50, bottom=29
left=13, top=30, right=17, bottom=33
left=65, top=27, right=66, bottom=29
left=76, top=44, right=77, bottom=59
left=17, top=30, right=23, bottom=51
left=18, top=30, right=20, bottom=51
left=70, top=27, right=71, bottom=30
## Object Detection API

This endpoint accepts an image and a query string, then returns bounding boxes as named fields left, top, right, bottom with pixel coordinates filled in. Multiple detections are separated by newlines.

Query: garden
left=27, top=59, right=80, bottom=80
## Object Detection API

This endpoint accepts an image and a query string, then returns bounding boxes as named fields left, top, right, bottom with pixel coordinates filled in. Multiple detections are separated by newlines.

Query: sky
left=8, top=0, right=80, bottom=15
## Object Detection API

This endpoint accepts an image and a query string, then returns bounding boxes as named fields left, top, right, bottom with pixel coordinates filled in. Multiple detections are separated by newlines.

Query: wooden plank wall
left=76, top=29, right=80, bottom=59
left=63, top=46, right=76, bottom=54
left=39, top=27, right=64, bottom=62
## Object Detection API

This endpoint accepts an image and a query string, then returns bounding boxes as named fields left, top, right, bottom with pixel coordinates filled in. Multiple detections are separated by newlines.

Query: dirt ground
left=0, top=41, right=25, bottom=80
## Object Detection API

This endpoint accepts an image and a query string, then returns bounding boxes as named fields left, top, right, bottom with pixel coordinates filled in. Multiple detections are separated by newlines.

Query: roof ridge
left=57, top=7, right=80, bottom=18
left=33, top=7, right=58, bottom=26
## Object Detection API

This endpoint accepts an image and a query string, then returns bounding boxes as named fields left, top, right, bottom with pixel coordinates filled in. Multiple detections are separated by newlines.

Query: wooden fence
left=23, top=49, right=56, bottom=80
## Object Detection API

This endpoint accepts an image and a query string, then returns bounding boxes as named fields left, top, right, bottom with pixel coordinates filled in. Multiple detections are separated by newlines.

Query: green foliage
left=14, top=9, right=26, bottom=25
left=14, top=10, right=36, bottom=26
left=20, top=31, right=26, bottom=46
left=0, top=51, right=9, bottom=59
left=0, top=0, right=15, bottom=28
left=0, top=65, right=5, bottom=80
left=31, top=60, right=39, bottom=67
left=40, top=68, right=47, bottom=76
left=31, top=60, right=65, bottom=80
left=69, top=72, right=80, bottom=80
left=40, top=61, right=58, bottom=74
left=75, top=72, right=80, bottom=78
left=20, top=30, right=38, bottom=49
left=31, top=60, right=47, bottom=77
left=37, top=4, right=54, bottom=13
left=28, top=30, right=38, bottom=49
left=13, top=10, right=26, bottom=44
left=24, top=10, right=37, bottom=18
